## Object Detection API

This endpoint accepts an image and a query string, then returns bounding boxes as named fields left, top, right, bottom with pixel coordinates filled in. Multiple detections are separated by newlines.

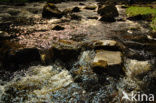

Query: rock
left=42, top=3, right=63, bottom=19
left=99, top=14, right=116, bottom=22
left=92, top=40, right=125, bottom=51
left=70, top=14, right=81, bottom=20
left=87, top=16, right=98, bottom=19
left=84, top=5, right=97, bottom=10
left=98, top=5, right=119, bottom=17
left=63, top=8, right=72, bottom=15
left=52, top=25, right=65, bottom=31
left=93, top=50, right=122, bottom=67
left=42, top=40, right=81, bottom=68
left=79, top=3, right=85, bottom=5
left=3, top=48, right=41, bottom=70
left=127, top=14, right=153, bottom=21
left=0, top=31, right=10, bottom=38
left=72, top=7, right=80, bottom=12
left=125, top=59, right=151, bottom=77
left=98, top=5, right=119, bottom=22
left=92, top=50, right=123, bottom=76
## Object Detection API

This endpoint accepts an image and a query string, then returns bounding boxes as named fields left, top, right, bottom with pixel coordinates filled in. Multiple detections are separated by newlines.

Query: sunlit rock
left=93, top=50, right=122, bottom=67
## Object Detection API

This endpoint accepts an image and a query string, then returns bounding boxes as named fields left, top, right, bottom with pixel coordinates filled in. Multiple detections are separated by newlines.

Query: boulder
left=42, top=3, right=63, bottom=19
left=98, top=5, right=119, bottom=22
left=98, top=5, right=119, bottom=17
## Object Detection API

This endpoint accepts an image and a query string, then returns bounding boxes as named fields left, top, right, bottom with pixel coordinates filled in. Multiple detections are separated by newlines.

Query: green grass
left=126, top=6, right=156, bottom=31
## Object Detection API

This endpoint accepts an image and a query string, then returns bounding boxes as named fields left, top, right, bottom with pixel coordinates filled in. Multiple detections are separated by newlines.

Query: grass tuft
left=126, top=6, right=156, bottom=31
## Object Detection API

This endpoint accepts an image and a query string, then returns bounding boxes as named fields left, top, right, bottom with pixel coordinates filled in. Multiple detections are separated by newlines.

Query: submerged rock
left=42, top=3, right=63, bottom=19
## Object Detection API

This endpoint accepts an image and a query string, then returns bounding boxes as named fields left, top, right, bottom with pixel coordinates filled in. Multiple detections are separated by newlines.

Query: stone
left=63, top=8, right=72, bottom=15
left=42, top=3, right=62, bottom=19
left=99, top=15, right=116, bottom=22
left=97, top=5, right=119, bottom=22
left=97, top=5, right=119, bottom=17
left=93, top=50, right=122, bottom=67
left=92, top=40, right=125, bottom=51
left=52, top=25, right=65, bottom=31
left=70, top=14, right=81, bottom=20
left=84, top=5, right=97, bottom=10
left=125, top=59, right=151, bottom=77
left=2, top=48, right=41, bottom=70
left=127, top=14, right=153, bottom=21
left=92, top=50, right=123, bottom=76
left=72, top=7, right=80, bottom=12
left=42, top=40, right=81, bottom=68
left=0, top=31, right=10, bottom=38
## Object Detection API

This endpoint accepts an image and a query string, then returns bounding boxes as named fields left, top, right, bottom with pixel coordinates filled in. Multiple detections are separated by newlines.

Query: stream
left=0, top=1, right=156, bottom=103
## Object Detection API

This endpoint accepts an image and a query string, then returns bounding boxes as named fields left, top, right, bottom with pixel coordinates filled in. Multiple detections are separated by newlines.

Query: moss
left=126, top=6, right=156, bottom=31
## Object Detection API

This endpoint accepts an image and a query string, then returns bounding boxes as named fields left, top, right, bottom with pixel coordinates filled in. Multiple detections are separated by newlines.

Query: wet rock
left=92, top=50, right=123, bottom=76
left=125, top=59, right=151, bottom=77
left=98, top=5, right=119, bottom=22
left=63, top=8, right=72, bottom=15
left=42, top=40, right=81, bottom=68
left=0, top=31, right=10, bottom=39
left=3, top=48, right=41, bottom=70
left=84, top=5, right=97, bottom=10
left=92, top=40, right=125, bottom=51
left=87, top=16, right=98, bottom=19
left=79, top=3, right=85, bottom=5
left=99, top=15, right=116, bottom=22
left=70, top=14, right=81, bottom=20
left=92, top=50, right=122, bottom=67
left=127, top=14, right=153, bottom=21
left=42, top=3, right=63, bottom=19
left=52, top=25, right=65, bottom=31
left=72, top=7, right=80, bottom=12
left=98, top=5, right=119, bottom=17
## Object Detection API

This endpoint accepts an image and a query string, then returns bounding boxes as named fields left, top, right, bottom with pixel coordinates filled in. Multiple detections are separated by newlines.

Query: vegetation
left=126, top=6, right=156, bottom=31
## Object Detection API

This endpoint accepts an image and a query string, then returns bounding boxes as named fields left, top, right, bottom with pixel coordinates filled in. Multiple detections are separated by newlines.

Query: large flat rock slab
left=93, top=50, right=122, bottom=67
